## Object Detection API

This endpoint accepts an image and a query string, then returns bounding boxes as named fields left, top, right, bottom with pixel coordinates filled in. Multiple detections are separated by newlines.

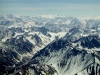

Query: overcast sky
left=0, top=0, right=100, bottom=17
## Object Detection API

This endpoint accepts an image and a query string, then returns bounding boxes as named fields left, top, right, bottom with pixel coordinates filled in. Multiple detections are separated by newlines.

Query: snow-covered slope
left=28, top=26, right=100, bottom=75
left=0, top=14, right=68, bottom=74
left=0, top=14, right=100, bottom=75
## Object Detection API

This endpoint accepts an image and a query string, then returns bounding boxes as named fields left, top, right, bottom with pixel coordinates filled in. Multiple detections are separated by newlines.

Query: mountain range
left=0, top=14, right=100, bottom=75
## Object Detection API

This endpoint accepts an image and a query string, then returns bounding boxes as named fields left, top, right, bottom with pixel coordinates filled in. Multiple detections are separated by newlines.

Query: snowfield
left=0, top=14, right=100, bottom=75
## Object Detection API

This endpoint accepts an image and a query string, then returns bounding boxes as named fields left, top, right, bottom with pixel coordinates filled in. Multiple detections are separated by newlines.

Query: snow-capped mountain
left=0, top=14, right=100, bottom=75
left=28, top=27, right=100, bottom=75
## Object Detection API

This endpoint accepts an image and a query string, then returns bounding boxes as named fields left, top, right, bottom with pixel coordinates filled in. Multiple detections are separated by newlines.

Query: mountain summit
left=0, top=15, right=100, bottom=75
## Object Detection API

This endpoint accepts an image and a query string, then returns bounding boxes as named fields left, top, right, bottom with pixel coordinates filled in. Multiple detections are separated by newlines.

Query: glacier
left=0, top=14, right=100, bottom=75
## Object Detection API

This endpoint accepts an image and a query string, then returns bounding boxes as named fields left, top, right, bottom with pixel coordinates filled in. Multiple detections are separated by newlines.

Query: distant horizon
left=0, top=10, right=100, bottom=18
left=1, top=14, right=100, bottom=19
left=0, top=0, right=100, bottom=17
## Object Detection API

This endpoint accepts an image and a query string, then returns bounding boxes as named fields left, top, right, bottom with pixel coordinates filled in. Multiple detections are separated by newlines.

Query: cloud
left=1, top=4, right=100, bottom=12
left=59, top=4, right=100, bottom=10
left=0, top=0, right=100, bottom=17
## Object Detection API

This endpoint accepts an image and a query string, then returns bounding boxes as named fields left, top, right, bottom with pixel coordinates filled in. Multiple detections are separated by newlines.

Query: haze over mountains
left=0, top=14, right=100, bottom=75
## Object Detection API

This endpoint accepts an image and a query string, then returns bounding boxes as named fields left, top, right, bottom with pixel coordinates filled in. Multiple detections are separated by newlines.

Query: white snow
left=40, top=15, right=56, bottom=19
left=65, top=19, right=71, bottom=24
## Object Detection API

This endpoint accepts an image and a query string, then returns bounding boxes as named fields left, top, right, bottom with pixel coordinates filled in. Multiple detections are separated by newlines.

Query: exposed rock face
left=30, top=64, right=58, bottom=75
left=76, top=63, right=100, bottom=75
left=29, top=32, right=100, bottom=75
left=0, top=14, right=100, bottom=75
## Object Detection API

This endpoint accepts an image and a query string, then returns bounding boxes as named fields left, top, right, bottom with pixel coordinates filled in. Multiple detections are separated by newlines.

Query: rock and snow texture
left=0, top=14, right=100, bottom=75
left=29, top=27, right=100, bottom=75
